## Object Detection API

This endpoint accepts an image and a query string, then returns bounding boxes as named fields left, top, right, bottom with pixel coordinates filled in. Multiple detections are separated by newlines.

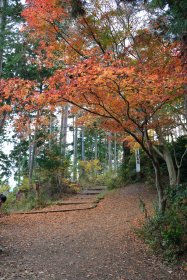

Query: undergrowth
left=137, top=184, right=187, bottom=263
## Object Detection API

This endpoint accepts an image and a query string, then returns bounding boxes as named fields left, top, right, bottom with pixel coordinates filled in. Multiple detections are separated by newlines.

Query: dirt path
left=0, top=184, right=186, bottom=280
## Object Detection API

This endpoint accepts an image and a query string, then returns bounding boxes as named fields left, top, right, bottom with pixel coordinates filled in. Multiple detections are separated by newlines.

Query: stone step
left=14, top=203, right=97, bottom=215
left=55, top=201, right=91, bottom=205
left=85, top=188, right=105, bottom=191
left=80, top=190, right=102, bottom=195
left=13, top=186, right=107, bottom=215
left=67, top=195, right=96, bottom=199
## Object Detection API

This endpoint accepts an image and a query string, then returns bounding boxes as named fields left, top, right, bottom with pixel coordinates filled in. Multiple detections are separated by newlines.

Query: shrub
left=137, top=184, right=187, bottom=262
left=78, top=159, right=102, bottom=187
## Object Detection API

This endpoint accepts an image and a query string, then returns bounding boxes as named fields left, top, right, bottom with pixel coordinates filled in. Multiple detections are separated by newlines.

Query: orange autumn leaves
left=1, top=0, right=186, bottom=143
left=0, top=45, right=185, bottom=142
left=47, top=48, right=185, bottom=135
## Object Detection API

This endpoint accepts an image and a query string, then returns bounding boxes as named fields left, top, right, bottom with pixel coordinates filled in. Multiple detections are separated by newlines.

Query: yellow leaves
left=123, top=135, right=140, bottom=150
left=79, top=159, right=102, bottom=173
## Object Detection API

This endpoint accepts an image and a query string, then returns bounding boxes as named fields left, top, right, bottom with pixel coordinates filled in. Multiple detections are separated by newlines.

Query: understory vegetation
left=138, top=184, right=187, bottom=262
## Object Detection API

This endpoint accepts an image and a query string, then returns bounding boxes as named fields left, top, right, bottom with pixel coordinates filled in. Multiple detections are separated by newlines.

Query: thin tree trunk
left=62, top=105, right=68, bottom=156
left=0, top=112, right=6, bottom=133
left=174, top=147, right=187, bottom=185
left=29, top=128, right=37, bottom=190
left=73, top=116, right=78, bottom=181
left=177, top=169, right=180, bottom=185
left=28, top=110, right=40, bottom=189
left=146, top=134, right=166, bottom=214
left=59, top=108, right=64, bottom=154
left=152, top=156, right=166, bottom=213
left=105, top=135, right=108, bottom=171
left=0, top=0, right=7, bottom=76
left=181, top=33, right=187, bottom=124
left=49, top=113, right=53, bottom=150
left=114, top=133, right=117, bottom=170
left=108, top=132, right=112, bottom=169
left=81, top=126, right=85, bottom=160
left=59, top=105, right=68, bottom=156
left=94, top=130, right=98, bottom=160
left=0, top=0, right=7, bottom=132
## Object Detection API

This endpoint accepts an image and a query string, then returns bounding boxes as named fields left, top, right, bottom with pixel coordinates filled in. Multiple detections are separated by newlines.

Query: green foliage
left=9, top=138, right=29, bottom=184
left=0, top=184, right=10, bottom=193
left=14, top=192, right=36, bottom=212
left=19, top=177, right=30, bottom=192
left=138, top=184, right=187, bottom=262
left=35, top=145, right=70, bottom=197
left=78, top=159, right=102, bottom=187
left=0, top=150, right=11, bottom=183
left=76, top=128, right=108, bottom=163
left=0, top=188, right=34, bottom=213
left=120, top=150, right=155, bottom=185
left=150, top=0, right=187, bottom=36
left=96, top=169, right=124, bottom=190
left=0, top=192, right=15, bottom=213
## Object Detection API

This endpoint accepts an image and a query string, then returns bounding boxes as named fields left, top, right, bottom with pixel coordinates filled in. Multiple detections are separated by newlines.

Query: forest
left=0, top=0, right=187, bottom=267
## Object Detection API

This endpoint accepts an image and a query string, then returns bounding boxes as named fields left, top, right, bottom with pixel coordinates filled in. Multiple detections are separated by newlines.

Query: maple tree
left=20, top=0, right=186, bottom=212
left=47, top=39, right=184, bottom=212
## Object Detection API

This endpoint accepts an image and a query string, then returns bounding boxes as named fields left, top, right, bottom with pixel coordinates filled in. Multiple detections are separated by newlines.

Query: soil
left=0, top=183, right=186, bottom=280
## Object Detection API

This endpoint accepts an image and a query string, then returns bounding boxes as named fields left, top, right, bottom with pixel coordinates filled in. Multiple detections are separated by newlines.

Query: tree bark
left=181, top=33, right=187, bottom=124
left=59, top=108, right=64, bottom=154
left=0, top=0, right=7, bottom=132
left=154, top=129, right=177, bottom=186
left=146, top=137, right=166, bottom=214
left=152, top=159, right=166, bottom=214
left=162, top=144, right=177, bottom=186
left=0, top=112, right=6, bottom=134
left=0, top=0, right=7, bottom=76
left=49, top=113, right=53, bottom=150
left=114, top=133, right=117, bottom=170
left=94, top=130, right=98, bottom=160
left=59, top=105, right=68, bottom=156
left=108, top=132, right=112, bottom=169
left=81, top=126, right=85, bottom=160
left=73, top=116, right=78, bottom=181
left=28, top=128, right=37, bottom=190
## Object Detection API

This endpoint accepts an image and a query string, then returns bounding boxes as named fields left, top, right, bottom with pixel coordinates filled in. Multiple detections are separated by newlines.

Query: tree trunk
left=59, top=105, right=68, bottom=156
left=108, top=132, right=112, bottom=169
left=81, top=126, right=85, bottom=160
left=28, top=129, right=37, bottom=190
left=162, top=144, right=177, bottom=186
left=181, top=33, right=187, bottom=124
left=0, top=0, right=7, bottom=76
left=59, top=108, right=64, bottom=154
left=152, top=159, right=166, bottom=214
left=94, top=130, right=98, bottom=160
left=28, top=110, right=40, bottom=189
left=154, top=129, right=177, bottom=186
left=73, top=116, right=78, bottom=181
left=62, top=105, right=68, bottom=156
left=177, top=168, right=180, bottom=185
left=114, top=133, right=117, bottom=170
left=0, top=0, right=7, bottom=132
left=0, top=112, right=6, bottom=134
left=49, top=113, right=53, bottom=150
left=146, top=136, right=166, bottom=214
